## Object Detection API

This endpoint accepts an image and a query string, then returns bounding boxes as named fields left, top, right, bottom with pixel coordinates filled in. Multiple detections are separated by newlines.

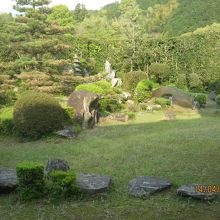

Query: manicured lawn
left=0, top=110, right=220, bottom=220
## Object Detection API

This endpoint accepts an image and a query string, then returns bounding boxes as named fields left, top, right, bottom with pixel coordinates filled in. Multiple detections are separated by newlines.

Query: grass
left=0, top=109, right=220, bottom=219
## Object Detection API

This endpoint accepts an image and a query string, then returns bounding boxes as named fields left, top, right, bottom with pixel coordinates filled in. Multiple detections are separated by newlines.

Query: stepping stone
left=128, top=176, right=172, bottom=198
left=0, top=168, right=17, bottom=193
left=45, top=159, right=70, bottom=176
left=76, top=173, right=111, bottom=194
left=177, top=184, right=218, bottom=201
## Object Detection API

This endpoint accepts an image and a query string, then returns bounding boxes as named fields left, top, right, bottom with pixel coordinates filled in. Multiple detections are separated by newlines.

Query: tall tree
left=74, top=3, right=88, bottom=22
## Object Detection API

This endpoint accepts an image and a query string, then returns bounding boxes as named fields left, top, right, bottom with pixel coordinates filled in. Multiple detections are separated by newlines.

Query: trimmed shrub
left=154, top=98, right=171, bottom=107
left=75, top=83, right=104, bottom=95
left=14, top=92, right=64, bottom=139
left=94, top=80, right=112, bottom=90
left=216, top=95, right=220, bottom=105
left=194, top=93, right=207, bottom=108
left=62, top=106, right=75, bottom=124
left=16, top=162, right=45, bottom=201
left=49, top=170, right=79, bottom=198
left=99, top=98, right=122, bottom=114
left=122, top=71, right=147, bottom=94
left=134, top=80, right=154, bottom=102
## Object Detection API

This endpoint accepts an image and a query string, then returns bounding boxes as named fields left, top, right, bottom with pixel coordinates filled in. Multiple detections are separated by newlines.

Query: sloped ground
left=0, top=110, right=220, bottom=220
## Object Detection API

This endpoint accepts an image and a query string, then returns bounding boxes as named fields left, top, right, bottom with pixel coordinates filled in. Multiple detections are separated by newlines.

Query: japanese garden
left=0, top=0, right=220, bottom=219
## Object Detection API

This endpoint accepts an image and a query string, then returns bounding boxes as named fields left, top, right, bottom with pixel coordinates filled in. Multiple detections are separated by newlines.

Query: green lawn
left=0, top=110, right=220, bottom=220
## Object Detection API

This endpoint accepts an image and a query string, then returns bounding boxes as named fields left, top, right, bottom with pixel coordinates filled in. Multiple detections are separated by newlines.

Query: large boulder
left=153, top=86, right=193, bottom=108
left=0, top=168, right=17, bottom=193
left=68, top=91, right=100, bottom=129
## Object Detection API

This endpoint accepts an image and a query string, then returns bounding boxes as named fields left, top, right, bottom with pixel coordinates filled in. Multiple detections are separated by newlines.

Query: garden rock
left=108, top=113, right=129, bottom=122
left=151, top=105, right=162, bottom=111
left=76, top=173, right=111, bottom=194
left=153, top=86, right=193, bottom=108
left=68, top=91, right=100, bottom=129
left=209, top=91, right=216, bottom=101
left=0, top=168, right=17, bottom=193
left=128, top=176, right=172, bottom=198
left=55, top=125, right=76, bottom=139
left=177, top=184, right=218, bottom=201
left=122, top=92, right=131, bottom=100
left=111, top=78, right=122, bottom=87
left=45, top=159, right=70, bottom=176
left=192, top=101, right=200, bottom=110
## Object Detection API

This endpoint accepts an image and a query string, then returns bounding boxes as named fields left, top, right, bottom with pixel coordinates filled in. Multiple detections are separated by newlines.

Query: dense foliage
left=134, top=80, right=154, bottom=102
left=16, top=162, right=45, bottom=201
left=194, top=94, right=207, bottom=108
left=13, top=92, right=64, bottom=139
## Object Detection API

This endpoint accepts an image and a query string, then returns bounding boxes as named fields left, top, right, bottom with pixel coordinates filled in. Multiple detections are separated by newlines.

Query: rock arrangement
left=0, top=163, right=219, bottom=202
left=55, top=125, right=76, bottom=139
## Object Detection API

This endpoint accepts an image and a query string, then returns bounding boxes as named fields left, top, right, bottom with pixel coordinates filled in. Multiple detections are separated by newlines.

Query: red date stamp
left=195, top=185, right=220, bottom=193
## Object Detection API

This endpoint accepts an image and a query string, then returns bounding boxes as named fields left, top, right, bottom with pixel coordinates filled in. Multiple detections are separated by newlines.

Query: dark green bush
left=49, top=170, right=79, bottom=198
left=216, top=95, right=220, bottom=106
left=0, top=90, right=16, bottom=105
left=134, top=80, right=154, bottom=102
left=215, top=80, right=220, bottom=95
left=75, top=83, right=104, bottom=95
left=194, top=93, right=207, bottom=108
left=99, top=98, right=122, bottom=114
left=122, top=71, right=147, bottom=94
left=0, top=118, right=15, bottom=135
left=16, top=162, right=45, bottom=201
left=149, top=63, right=170, bottom=83
left=14, top=92, right=64, bottom=139
left=154, top=98, right=171, bottom=107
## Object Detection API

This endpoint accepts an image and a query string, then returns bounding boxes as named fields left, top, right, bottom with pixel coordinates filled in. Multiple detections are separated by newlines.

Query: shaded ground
left=0, top=110, right=220, bottom=220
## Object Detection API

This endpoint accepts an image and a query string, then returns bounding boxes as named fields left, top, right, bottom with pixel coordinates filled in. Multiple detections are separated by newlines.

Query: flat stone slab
left=76, top=173, right=111, bottom=194
left=177, top=184, right=218, bottom=201
left=55, top=125, right=76, bottom=139
left=128, top=176, right=172, bottom=198
left=0, top=168, right=17, bottom=193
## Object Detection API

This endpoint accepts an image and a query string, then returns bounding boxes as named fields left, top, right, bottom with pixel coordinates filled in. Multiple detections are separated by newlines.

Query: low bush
left=134, top=80, right=154, bottom=102
left=94, top=80, right=112, bottom=91
left=99, top=98, right=122, bottom=114
left=149, top=63, right=170, bottom=83
left=49, top=170, right=79, bottom=198
left=16, top=162, right=45, bottom=201
left=14, top=92, right=64, bottom=139
left=154, top=98, right=171, bottom=107
left=62, top=106, right=75, bottom=124
left=0, top=90, right=16, bottom=105
left=127, top=112, right=136, bottom=120
left=216, top=95, right=220, bottom=105
left=122, top=71, right=147, bottom=94
left=194, top=93, right=207, bottom=108
left=0, top=118, right=15, bottom=135
left=75, top=83, right=104, bottom=95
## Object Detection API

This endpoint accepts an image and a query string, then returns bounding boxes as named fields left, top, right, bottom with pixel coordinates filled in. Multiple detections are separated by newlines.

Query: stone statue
left=105, top=60, right=112, bottom=74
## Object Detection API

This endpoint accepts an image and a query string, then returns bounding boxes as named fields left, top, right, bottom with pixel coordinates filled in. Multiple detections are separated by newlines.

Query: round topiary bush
left=134, top=80, right=154, bottom=102
left=216, top=95, right=220, bottom=105
left=14, top=92, right=64, bottom=139
left=99, top=98, right=122, bottom=114
left=194, top=93, right=207, bottom=108
left=149, top=63, right=170, bottom=83
left=122, top=71, right=147, bottom=94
